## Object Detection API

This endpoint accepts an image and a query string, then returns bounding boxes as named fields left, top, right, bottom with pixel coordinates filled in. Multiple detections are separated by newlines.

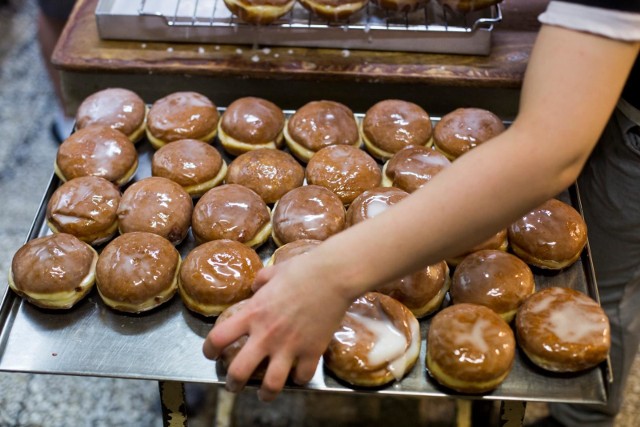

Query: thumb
left=252, top=264, right=277, bottom=292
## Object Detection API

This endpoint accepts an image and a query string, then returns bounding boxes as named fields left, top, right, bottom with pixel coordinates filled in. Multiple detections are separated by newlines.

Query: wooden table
left=53, top=0, right=548, bottom=118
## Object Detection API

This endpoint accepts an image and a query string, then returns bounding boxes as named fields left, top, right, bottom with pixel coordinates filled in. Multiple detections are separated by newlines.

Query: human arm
left=203, top=24, right=640, bottom=401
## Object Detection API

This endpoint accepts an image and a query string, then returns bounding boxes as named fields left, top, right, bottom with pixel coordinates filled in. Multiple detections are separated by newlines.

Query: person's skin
left=203, top=24, right=640, bottom=402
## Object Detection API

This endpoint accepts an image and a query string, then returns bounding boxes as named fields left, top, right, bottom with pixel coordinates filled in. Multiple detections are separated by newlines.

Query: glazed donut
left=284, top=100, right=360, bottom=163
left=151, top=139, right=227, bottom=198
left=266, top=239, right=322, bottom=266
left=450, top=250, right=535, bottom=322
left=433, top=108, right=505, bottom=160
left=192, top=184, right=272, bottom=248
left=178, top=239, right=262, bottom=316
left=446, top=229, right=508, bottom=267
left=225, top=149, right=304, bottom=204
left=299, top=0, right=369, bottom=21
left=436, top=0, right=502, bottom=12
left=9, top=234, right=98, bottom=309
left=516, top=287, right=610, bottom=372
left=75, top=88, right=147, bottom=143
left=306, top=145, right=382, bottom=206
left=146, top=91, right=219, bottom=149
left=117, top=177, right=193, bottom=245
left=223, top=0, right=295, bottom=24
left=374, top=260, right=450, bottom=318
left=426, top=303, right=516, bottom=393
left=508, top=198, right=587, bottom=270
left=382, top=146, right=451, bottom=193
left=323, top=292, right=421, bottom=387
left=96, top=232, right=180, bottom=313
left=361, top=99, right=433, bottom=161
left=55, top=125, right=138, bottom=186
left=346, top=187, right=409, bottom=227
left=218, top=97, right=285, bottom=155
left=271, top=185, right=346, bottom=246
left=46, top=176, right=121, bottom=246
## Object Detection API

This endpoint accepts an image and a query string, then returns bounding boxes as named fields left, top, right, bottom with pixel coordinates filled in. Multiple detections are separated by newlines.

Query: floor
left=1, top=1, right=639, bottom=426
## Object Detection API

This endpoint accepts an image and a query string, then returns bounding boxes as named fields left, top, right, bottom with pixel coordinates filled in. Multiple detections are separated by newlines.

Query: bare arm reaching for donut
left=203, top=25, right=640, bottom=402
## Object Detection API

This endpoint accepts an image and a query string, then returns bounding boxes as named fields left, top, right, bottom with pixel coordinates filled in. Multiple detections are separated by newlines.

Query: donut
left=299, top=0, right=369, bottom=21
left=323, top=292, right=421, bottom=387
left=223, top=0, right=295, bottom=24
left=178, top=239, right=262, bottom=316
left=225, top=149, right=304, bottom=204
left=306, top=145, right=382, bottom=206
left=117, top=177, right=193, bottom=245
left=426, top=303, right=516, bottom=393
left=450, top=250, right=535, bottom=322
left=374, top=260, right=450, bottom=318
left=372, top=0, right=426, bottom=12
left=75, top=88, right=147, bottom=143
left=446, top=229, right=508, bottom=267
left=9, top=234, right=98, bottom=309
left=266, top=239, right=322, bottom=266
left=96, top=232, right=180, bottom=313
left=284, top=100, right=360, bottom=163
left=218, top=97, right=285, bottom=155
left=146, top=91, right=219, bottom=149
left=515, top=287, right=610, bottom=372
left=55, top=125, right=138, bottom=186
left=271, top=185, right=346, bottom=246
left=192, top=184, right=271, bottom=248
left=361, top=100, right=433, bottom=160
left=151, top=139, right=227, bottom=198
left=382, top=146, right=451, bottom=193
left=508, top=198, right=587, bottom=270
left=433, top=108, right=505, bottom=160
left=346, top=187, right=409, bottom=227
left=46, top=176, right=121, bottom=246
left=436, top=0, right=502, bottom=12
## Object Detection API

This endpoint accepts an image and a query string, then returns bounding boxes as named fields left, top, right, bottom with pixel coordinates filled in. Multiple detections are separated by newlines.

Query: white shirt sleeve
left=539, top=1, right=640, bottom=42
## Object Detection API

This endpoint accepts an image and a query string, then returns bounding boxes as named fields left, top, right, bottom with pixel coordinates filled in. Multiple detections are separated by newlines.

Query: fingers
left=202, top=309, right=250, bottom=361
left=257, top=353, right=295, bottom=402
left=252, top=265, right=276, bottom=292
left=293, top=356, right=320, bottom=386
left=225, top=338, right=267, bottom=394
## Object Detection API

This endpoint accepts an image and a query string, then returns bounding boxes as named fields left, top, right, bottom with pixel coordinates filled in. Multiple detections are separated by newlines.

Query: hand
left=202, top=255, right=353, bottom=402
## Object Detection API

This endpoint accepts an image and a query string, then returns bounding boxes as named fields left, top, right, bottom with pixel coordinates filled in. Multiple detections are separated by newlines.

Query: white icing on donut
left=548, top=302, right=607, bottom=343
left=453, top=318, right=490, bottom=353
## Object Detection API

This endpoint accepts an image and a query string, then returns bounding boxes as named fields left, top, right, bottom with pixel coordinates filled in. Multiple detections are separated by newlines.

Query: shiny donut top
left=346, top=187, right=409, bottom=227
left=433, top=108, right=505, bottom=159
left=96, top=232, right=180, bottom=304
left=117, top=177, right=193, bottom=245
left=508, top=198, right=587, bottom=267
left=306, top=145, right=382, bottom=205
left=225, top=149, right=304, bottom=204
left=152, top=139, right=224, bottom=187
left=75, top=88, right=146, bottom=136
left=179, top=239, right=262, bottom=306
left=385, top=146, right=451, bottom=193
left=271, top=239, right=321, bottom=265
left=192, top=184, right=270, bottom=244
left=220, top=97, right=285, bottom=144
left=11, top=234, right=96, bottom=294
left=363, top=100, right=433, bottom=154
left=427, top=303, right=515, bottom=388
left=46, top=176, right=121, bottom=241
left=56, top=125, right=138, bottom=184
left=451, top=250, right=535, bottom=315
left=287, top=100, right=359, bottom=151
left=272, top=185, right=346, bottom=245
left=515, top=287, right=610, bottom=372
left=147, top=91, right=219, bottom=142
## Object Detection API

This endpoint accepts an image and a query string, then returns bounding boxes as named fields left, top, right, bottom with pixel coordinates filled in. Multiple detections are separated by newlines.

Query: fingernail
left=225, top=378, right=241, bottom=393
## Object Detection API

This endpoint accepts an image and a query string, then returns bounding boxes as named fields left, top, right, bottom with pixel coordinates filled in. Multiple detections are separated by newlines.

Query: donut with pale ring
left=515, top=287, right=610, bottom=373
left=266, top=239, right=321, bottom=267
left=75, top=88, right=147, bottom=143
left=46, top=176, right=121, bottom=246
left=346, top=187, right=409, bottom=227
left=433, top=108, right=505, bottom=160
left=508, top=198, right=587, bottom=270
left=382, top=146, right=451, bottom=193
left=223, top=0, right=295, bottom=24
left=323, top=292, right=421, bottom=387
left=9, top=234, right=98, bottom=309
left=451, top=250, right=535, bottom=322
left=426, top=303, right=515, bottom=393
left=96, top=232, right=180, bottom=313
left=299, top=0, right=369, bottom=21
left=446, top=228, right=508, bottom=267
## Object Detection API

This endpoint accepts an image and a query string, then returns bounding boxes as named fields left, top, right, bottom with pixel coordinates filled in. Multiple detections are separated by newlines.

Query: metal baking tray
left=0, top=111, right=608, bottom=404
left=95, top=0, right=502, bottom=55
